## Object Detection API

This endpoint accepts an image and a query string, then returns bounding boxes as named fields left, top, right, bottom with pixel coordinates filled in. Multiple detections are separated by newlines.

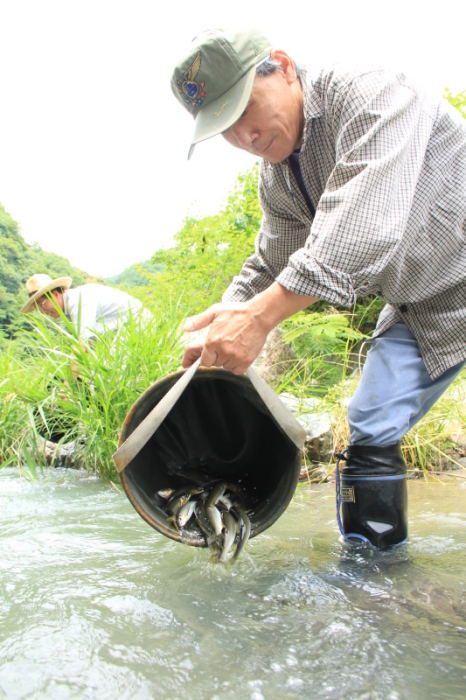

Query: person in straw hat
left=170, top=27, right=466, bottom=549
left=21, top=273, right=152, bottom=340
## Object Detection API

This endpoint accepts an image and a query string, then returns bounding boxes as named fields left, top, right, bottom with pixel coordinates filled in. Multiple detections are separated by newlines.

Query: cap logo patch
left=173, top=52, right=206, bottom=108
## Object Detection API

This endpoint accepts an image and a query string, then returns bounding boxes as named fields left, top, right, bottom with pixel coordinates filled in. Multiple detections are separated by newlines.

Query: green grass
left=1, top=298, right=464, bottom=482
left=274, top=307, right=466, bottom=480
left=0, top=301, right=186, bottom=480
left=401, top=374, right=466, bottom=475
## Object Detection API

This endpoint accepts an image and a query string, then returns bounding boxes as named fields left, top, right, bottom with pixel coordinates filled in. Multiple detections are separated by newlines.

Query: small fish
left=176, top=499, right=197, bottom=529
left=219, top=511, right=238, bottom=563
left=167, top=486, right=204, bottom=516
left=157, top=488, right=174, bottom=500
left=224, top=482, right=243, bottom=497
left=206, top=504, right=224, bottom=537
left=166, top=514, right=179, bottom=531
left=167, top=493, right=191, bottom=517
left=194, top=502, right=221, bottom=556
left=217, top=493, right=233, bottom=511
left=231, top=502, right=251, bottom=560
left=194, top=502, right=216, bottom=539
left=205, top=482, right=227, bottom=509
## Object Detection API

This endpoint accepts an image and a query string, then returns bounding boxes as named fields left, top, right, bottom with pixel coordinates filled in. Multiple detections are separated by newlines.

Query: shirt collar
left=300, top=70, right=323, bottom=145
left=63, top=289, right=71, bottom=318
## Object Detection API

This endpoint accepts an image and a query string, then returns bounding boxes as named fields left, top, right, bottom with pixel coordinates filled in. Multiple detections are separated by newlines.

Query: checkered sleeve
left=278, top=69, right=434, bottom=305
left=221, top=221, right=281, bottom=303
left=223, top=171, right=310, bottom=302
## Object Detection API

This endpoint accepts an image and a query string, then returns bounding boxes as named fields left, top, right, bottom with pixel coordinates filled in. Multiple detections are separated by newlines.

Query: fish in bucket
left=113, top=359, right=305, bottom=562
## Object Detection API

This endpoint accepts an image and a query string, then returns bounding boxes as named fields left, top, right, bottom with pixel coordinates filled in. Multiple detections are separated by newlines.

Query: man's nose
left=229, top=122, right=257, bottom=151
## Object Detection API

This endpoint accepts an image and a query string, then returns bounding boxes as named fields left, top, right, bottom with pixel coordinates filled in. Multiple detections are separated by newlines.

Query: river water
left=1, top=467, right=465, bottom=700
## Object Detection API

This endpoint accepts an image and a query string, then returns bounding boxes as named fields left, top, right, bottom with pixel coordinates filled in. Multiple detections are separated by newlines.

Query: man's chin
left=260, top=143, right=296, bottom=164
left=262, top=152, right=292, bottom=164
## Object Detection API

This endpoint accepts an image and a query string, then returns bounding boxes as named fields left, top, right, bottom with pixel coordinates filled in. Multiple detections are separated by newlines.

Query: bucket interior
left=120, top=369, right=302, bottom=545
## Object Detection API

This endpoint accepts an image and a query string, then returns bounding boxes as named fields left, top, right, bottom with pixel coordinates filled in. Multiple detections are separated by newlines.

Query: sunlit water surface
left=1, top=467, right=465, bottom=700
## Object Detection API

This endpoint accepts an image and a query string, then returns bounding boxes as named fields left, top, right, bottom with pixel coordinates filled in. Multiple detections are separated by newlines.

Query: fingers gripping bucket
left=113, top=361, right=306, bottom=547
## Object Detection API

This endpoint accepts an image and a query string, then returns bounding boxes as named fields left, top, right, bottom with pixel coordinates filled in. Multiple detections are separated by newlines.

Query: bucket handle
left=113, top=359, right=306, bottom=473
left=245, top=365, right=306, bottom=452
left=113, top=358, right=202, bottom=472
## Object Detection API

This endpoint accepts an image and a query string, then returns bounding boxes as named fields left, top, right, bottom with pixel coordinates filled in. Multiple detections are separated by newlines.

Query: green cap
left=171, top=27, right=272, bottom=159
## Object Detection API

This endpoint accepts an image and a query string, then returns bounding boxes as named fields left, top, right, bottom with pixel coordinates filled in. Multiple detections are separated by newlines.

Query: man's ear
left=270, top=49, right=297, bottom=84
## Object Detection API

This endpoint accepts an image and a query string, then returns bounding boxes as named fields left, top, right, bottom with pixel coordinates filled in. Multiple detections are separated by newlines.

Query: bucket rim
left=117, top=366, right=302, bottom=547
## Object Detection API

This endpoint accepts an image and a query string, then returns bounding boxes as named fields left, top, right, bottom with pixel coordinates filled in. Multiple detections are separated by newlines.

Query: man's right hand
left=182, top=335, right=207, bottom=368
left=182, top=284, right=317, bottom=375
left=182, top=300, right=271, bottom=375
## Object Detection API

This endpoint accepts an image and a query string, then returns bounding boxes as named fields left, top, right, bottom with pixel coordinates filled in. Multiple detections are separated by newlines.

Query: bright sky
left=0, top=0, right=464, bottom=278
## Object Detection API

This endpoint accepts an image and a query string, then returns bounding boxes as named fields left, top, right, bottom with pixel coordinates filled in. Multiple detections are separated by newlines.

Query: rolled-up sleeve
left=223, top=168, right=310, bottom=302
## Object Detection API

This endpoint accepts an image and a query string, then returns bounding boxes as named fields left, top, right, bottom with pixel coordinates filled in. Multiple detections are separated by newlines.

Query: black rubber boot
left=336, top=443, right=408, bottom=549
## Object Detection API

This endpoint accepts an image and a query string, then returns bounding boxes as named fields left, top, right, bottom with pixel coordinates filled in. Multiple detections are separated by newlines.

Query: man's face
left=36, top=289, right=63, bottom=319
left=222, top=54, right=304, bottom=163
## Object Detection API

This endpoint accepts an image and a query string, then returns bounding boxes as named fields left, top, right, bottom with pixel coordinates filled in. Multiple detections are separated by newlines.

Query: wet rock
left=441, top=379, right=466, bottom=456
left=279, top=393, right=334, bottom=478
left=255, top=328, right=298, bottom=388
left=449, top=430, right=466, bottom=451
left=34, top=435, right=85, bottom=469
left=300, top=462, right=332, bottom=483
left=430, top=447, right=466, bottom=471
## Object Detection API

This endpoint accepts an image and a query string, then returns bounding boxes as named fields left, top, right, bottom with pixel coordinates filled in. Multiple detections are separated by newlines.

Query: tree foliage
left=149, top=165, right=262, bottom=315
left=444, top=88, right=466, bottom=119
left=0, top=203, right=106, bottom=340
left=109, top=260, right=163, bottom=288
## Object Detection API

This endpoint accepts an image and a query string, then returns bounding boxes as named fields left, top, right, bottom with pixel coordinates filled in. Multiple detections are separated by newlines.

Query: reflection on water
left=1, top=468, right=465, bottom=699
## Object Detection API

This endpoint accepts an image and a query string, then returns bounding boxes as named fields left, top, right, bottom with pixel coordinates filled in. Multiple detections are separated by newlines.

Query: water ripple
left=0, top=470, right=465, bottom=699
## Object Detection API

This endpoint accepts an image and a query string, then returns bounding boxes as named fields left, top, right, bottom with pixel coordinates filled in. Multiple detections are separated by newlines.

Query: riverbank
left=2, top=317, right=466, bottom=484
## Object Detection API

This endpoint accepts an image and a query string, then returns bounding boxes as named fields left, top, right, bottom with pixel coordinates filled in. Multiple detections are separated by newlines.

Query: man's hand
left=182, top=283, right=318, bottom=375
left=183, top=301, right=270, bottom=375
left=182, top=335, right=208, bottom=369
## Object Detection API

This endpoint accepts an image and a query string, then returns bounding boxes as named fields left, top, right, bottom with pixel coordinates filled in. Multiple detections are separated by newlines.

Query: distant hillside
left=0, top=203, right=106, bottom=339
left=108, top=260, right=162, bottom=288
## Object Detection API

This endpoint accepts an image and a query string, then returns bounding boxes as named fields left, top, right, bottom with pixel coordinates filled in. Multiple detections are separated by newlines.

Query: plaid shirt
left=223, top=66, right=466, bottom=380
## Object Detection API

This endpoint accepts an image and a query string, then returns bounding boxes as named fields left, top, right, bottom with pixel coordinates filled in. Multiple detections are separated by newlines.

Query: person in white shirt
left=21, top=273, right=152, bottom=339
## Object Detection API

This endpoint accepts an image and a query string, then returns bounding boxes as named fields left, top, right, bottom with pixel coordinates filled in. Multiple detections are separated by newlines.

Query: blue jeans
left=348, top=322, right=466, bottom=446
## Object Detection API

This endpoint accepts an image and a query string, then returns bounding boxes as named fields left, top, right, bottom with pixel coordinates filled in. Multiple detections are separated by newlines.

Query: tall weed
left=2, top=303, right=186, bottom=479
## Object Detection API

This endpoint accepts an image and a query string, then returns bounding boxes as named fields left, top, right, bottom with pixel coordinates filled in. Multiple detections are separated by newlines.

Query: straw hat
left=20, top=273, right=72, bottom=314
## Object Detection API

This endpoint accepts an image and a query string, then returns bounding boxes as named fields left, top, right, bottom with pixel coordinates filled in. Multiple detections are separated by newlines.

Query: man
left=21, top=273, right=152, bottom=339
left=170, top=28, right=466, bottom=549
